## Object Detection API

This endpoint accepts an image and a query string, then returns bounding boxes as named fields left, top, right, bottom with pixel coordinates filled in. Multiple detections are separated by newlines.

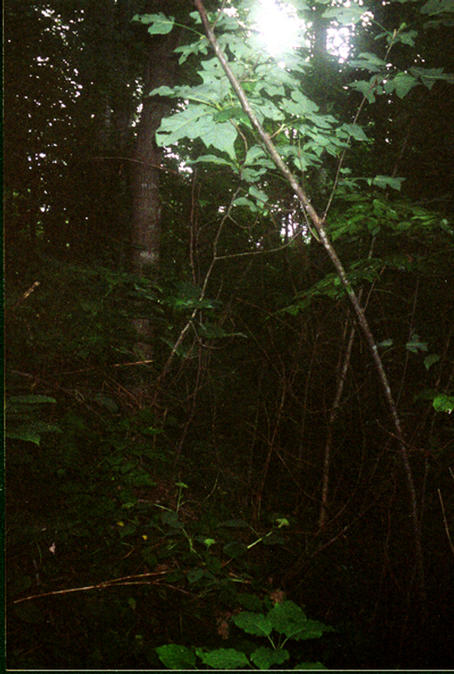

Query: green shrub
left=155, top=599, right=332, bottom=669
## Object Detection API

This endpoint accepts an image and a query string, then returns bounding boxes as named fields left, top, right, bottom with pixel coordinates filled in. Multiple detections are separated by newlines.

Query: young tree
left=134, top=0, right=454, bottom=610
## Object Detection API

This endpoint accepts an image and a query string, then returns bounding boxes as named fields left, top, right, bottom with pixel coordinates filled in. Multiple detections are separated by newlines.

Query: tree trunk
left=130, top=33, right=179, bottom=356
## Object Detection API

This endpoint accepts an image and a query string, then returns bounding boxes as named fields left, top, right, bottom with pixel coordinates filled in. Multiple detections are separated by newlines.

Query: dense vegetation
left=5, top=0, right=454, bottom=669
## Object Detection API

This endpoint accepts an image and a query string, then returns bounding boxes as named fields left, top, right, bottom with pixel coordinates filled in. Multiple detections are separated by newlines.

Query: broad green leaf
left=253, top=99, right=285, bottom=121
left=349, top=79, right=378, bottom=103
left=292, top=618, right=334, bottom=640
left=156, top=644, right=196, bottom=669
left=424, top=353, right=440, bottom=370
left=269, top=601, right=333, bottom=640
left=233, top=196, right=258, bottom=211
left=350, top=52, right=387, bottom=72
left=276, top=517, right=290, bottom=527
left=393, top=72, right=419, bottom=98
left=245, top=145, right=268, bottom=165
left=322, top=4, right=366, bottom=24
left=432, top=394, right=454, bottom=414
left=233, top=611, right=273, bottom=637
left=283, top=90, right=319, bottom=115
left=340, top=123, right=368, bottom=141
left=214, top=106, right=249, bottom=123
left=268, top=600, right=307, bottom=637
left=406, top=334, right=428, bottom=353
left=132, top=13, right=175, bottom=35
left=156, top=105, right=238, bottom=160
left=189, top=10, right=202, bottom=23
left=241, top=167, right=268, bottom=183
left=248, top=185, right=268, bottom=205
left=397, top=29, right=418, bottom=46
left=368, top=175, right=405, bottom=190
left=175, top=40, right=209, bottom=65
left=196, top=647, right=250, bottom=669
left=6, top=429, right=41, bottom=445
left=251, top=646, right=290, bottom=669
left=410, top=66, right=454, bottom=89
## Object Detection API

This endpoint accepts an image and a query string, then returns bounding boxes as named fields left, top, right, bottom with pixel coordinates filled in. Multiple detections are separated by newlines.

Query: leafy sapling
left=155, top=599, right=333, bottom=669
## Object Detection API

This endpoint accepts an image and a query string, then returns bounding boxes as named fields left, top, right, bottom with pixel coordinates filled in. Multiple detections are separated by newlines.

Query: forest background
left=5, top=0, right=454, bottom=669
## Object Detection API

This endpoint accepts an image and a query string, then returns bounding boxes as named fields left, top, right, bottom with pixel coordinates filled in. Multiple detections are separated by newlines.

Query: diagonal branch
left=193, top=0, right=424, bottom=600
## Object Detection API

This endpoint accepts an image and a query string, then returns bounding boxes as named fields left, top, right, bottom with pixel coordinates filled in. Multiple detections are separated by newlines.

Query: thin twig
left=437, top=488, right=454, bottom=558
left=7, top=281, right=40, bottom=314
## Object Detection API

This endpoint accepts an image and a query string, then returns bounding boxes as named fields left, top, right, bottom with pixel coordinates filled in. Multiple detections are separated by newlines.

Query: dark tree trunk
left=130, top=33, right=179, bottom=356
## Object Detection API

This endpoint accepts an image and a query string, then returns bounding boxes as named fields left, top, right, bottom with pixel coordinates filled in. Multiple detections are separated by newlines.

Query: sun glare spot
left=327, top=26, right=351, bottom=61
left=253, top=0, right=303, bottom=57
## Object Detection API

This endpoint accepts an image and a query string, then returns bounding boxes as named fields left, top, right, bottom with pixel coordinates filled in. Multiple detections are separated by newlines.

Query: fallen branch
left=14, top=569, right=171, bottom=604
